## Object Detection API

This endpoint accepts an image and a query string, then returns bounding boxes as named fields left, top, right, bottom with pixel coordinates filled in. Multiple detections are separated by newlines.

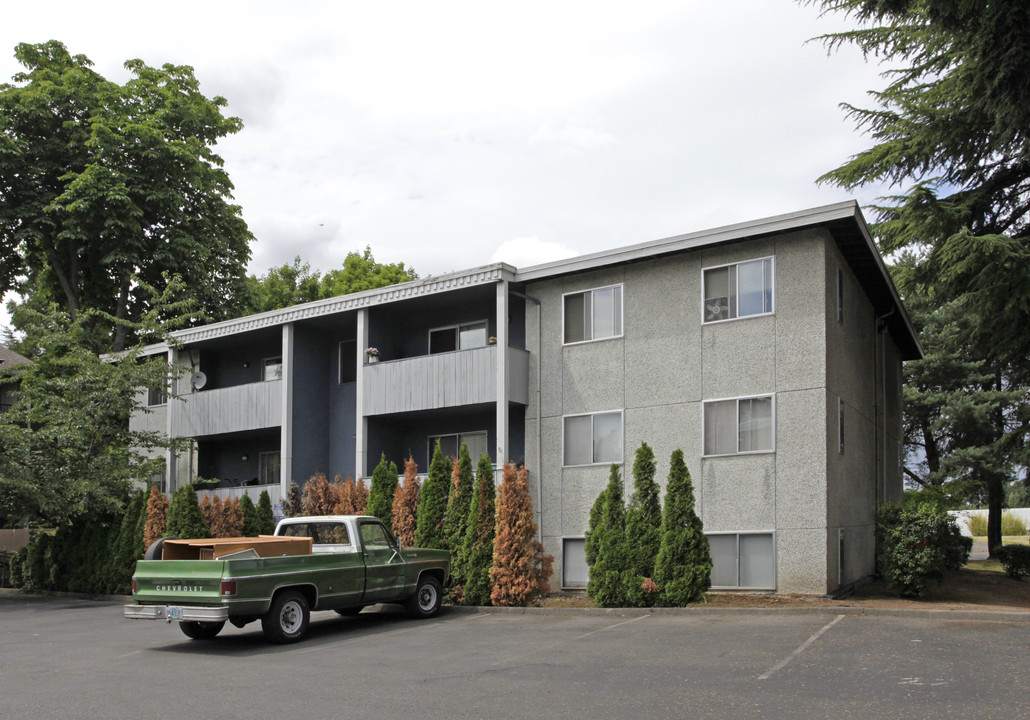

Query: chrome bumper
left=124, top=604, right=229, bottom=623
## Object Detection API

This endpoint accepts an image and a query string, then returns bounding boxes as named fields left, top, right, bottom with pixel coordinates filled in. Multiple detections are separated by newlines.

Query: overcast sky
left=1, top=0, right=892, bottom=333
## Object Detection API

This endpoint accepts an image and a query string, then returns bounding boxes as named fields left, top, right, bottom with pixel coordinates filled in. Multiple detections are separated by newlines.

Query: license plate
left=165, top=606, right=183, bottom=621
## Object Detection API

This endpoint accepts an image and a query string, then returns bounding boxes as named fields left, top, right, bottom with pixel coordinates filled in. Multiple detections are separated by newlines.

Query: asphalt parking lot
left=1, top=593, right=1027, bottom=720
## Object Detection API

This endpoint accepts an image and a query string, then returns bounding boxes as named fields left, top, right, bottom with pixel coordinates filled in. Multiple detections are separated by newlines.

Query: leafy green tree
left=624, top=442, right=662, bottom=606
left=245, top=247, right=418, bottom=314
left=445, top=443, right=475, bottom=588
left=164, top=485, right=207, bottom=539
left=0, top=286, right=187, bottom=528
left=366, top=454, right=398, bottom=526
left=239, top=492, right=258, bottom=536
left=459, top=454, right=497, bottom=605
left=586, top=465, right=632, bottom=608
left=654, top=450, right=711, bottom=605
left=812, top=0, right=1030, bottom=555
left=0, top=40, right=252, bottom=352
left=414, top=441, right=451, bottom=549
left=255, top=490, right=276, bottom=534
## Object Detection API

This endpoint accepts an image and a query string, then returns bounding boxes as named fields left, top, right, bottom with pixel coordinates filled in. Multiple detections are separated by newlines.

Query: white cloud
left=490, top=237, right=580, bottom=269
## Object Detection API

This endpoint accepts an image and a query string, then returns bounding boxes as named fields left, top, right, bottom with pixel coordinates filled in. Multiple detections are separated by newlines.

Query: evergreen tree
left=199, top=493, right=214, bottom=534
left=391, top=457, right=421, bottom=546
left=141, top=484, right=169, bottom=551
left=353, top=478, right=369, bottom=514
left=301, top=472, right=337, bottom=516
left=584, top=478, right=610, bottom=567
left=335, top=476, right=359, bottom=514
left=414, top=440, right=451, bottom=549
left=165, top=485, right=207, bottom=539
left=491, top=463, right=552, bottom=606
left=256, top=490, right=275, bottom=534
left=654, top=450, right=711, bottom=605
left=107, top=487, right=147, bottom=593
left=459, top=454, right=497, bottom=605
left=445, top=444, right=475, bottom=589
left=240, top=492, right=258, bottom=536
left=624, top=442, right=662, bottom=606
left=219, top=497, right=244, bottom=537
left=366, top=454, right=398, bottom=526
left=132, top=485, right=153, bottom=560
left=587, top=465, right=632, bottom=608
left=281, top=481, right=303, bottom=518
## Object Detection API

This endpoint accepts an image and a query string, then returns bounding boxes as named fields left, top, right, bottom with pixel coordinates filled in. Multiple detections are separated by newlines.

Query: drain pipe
left=511, top=290, right=543, bottom=542
left=874, top=308, right=894, bottom=506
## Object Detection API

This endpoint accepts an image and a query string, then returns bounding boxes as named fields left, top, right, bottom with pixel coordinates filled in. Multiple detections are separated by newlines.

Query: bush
left=490, top=463, right=552, bottom=606
left=994, top=545, right=1030, bottom=579
left=458, top=454, right=496, bottom=606
left=965, top=511, right=1028, bottom=537
left=165, top=485, right=208, bottom=539
left=414, top=441, right=451, bottom=549
left=391, top=458, right=420, bottom=547
left=586, top=465, right=633, bottom=608
left=654, top=450, right=711, bottom=605
left=9, top=545, right=27, bottom=588
left=624, top=443, right=662, bottom=607
left=876, top=503, right=967, bottom=598
left=255, top=490, right=276, bottom=534
left=366, top=454, right=398, bottom=526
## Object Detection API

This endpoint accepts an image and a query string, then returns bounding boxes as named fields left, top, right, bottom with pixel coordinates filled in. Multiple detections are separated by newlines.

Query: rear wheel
left=179, top=621, right=224, bottom=640
left=406, top=575, right=442, bottom=619
left=261, top=590, right=310, bottom=644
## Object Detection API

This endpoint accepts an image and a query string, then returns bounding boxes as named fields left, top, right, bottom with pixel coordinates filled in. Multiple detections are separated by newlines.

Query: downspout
left=874, top=308, right=894, bottom=507
left=511, top=290, right=543, bottom=542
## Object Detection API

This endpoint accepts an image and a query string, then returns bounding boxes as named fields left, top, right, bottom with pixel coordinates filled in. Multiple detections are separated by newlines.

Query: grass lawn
left=967, top=535, right=1029, bottom=573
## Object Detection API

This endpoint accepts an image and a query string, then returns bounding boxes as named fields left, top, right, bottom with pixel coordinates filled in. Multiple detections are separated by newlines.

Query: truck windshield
left=280, top=523, right=350, bottom=545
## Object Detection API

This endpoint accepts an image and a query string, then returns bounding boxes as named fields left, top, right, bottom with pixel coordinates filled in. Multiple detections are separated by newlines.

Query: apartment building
left=132, top=201, right=920, bottom=594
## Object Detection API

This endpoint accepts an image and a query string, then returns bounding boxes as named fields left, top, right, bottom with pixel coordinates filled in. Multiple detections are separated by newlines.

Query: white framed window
left=429, top=320, right=488, bottom=354
left=147, top=386, right=167, bottom=407
left=259, top=451, right=280, bottom=485
left=562, top=537, right=588, bottom=589
left=563, top=284, right=623, bottom=344
left=429, top=431, right=488, bottom=463
left=563, top=410, right=623, bottom=466
left=263, top=357, right=282, bottom=382
left=703, top=257, right=774, bottom=322
left=708, top=531, right=775, bottom=590
left=703, top=395, right=774, bottom=456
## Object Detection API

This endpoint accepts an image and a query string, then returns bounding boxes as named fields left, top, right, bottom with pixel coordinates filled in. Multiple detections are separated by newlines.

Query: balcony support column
left=495, top=281, right=509, bottom=466
left=280, top=323, right=294, bottom=496
left=356, top=308, right=369, bottom=480
left=166, top=346, right=179, bottom=492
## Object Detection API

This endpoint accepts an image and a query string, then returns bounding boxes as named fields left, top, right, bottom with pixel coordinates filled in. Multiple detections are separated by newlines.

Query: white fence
left=948, top=508, right=1030, bottom=536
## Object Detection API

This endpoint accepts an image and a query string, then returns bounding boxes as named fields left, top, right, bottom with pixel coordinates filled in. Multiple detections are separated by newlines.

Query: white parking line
left=757, top=614, right=845, bottom=680
left=572, top=614, right=649, bottom=640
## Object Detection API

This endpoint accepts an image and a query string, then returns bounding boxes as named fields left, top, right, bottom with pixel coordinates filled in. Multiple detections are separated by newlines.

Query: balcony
left=171, top=379, right=282, bottom=437
left=363, top=345, right=529, bottom=416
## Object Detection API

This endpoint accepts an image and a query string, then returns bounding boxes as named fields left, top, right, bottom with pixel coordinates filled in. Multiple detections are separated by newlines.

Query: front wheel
left=406, top=575, right=443, bottom=619
left=261, top=590, right=310, bottom=644
left=179, top=621, right=224, bottom=640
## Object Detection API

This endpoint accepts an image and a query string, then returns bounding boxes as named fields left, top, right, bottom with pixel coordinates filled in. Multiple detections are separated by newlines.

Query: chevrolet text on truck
left=124, top=515, right=451, bottom=644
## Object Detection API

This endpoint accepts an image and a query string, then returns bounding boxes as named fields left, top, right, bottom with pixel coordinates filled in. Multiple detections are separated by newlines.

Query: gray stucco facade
left=129, top=201, right=919, bottom=595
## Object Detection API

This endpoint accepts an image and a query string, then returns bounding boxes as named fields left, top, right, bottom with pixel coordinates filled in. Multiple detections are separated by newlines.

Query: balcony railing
left=363, top=345, right=529, bottom=416
left=170, top=379, right=282, bottom=437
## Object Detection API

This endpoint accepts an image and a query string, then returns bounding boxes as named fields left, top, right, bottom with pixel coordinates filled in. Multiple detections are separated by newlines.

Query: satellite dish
left=191, top=371, right=208, bottom=390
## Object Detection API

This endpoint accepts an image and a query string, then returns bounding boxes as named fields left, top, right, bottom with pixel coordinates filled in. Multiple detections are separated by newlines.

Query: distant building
left=0, top=345, right=31, bottom=414
left=131, top=201, right=920, bottom=594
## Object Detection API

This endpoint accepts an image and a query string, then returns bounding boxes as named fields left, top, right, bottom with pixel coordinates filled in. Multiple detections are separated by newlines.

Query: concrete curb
left=4, top=587, right=1028, bottom=623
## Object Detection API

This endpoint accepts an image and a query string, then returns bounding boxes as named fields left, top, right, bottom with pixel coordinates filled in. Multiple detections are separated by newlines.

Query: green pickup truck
left=124, top=515, right=450, bottom=644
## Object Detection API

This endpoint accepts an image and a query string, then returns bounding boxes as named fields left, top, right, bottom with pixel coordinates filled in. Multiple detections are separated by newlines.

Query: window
left=703, top=258, right=773, bottom=322
left=147, top=386, right=167, bottom=407
left=259, top=451, right=280, bottom=485
left=429, top=321, right=488, bottom=354
left=709, top=532, right=775, bottom=589
left=339, top=340, right=357, bottom=384
left=703, top=396, right=774, bottom=456
left=563, top=285, right=623, bottom=344
left=263, top=357, right=282, bottom=381
left=563, top=411, right=623, bottom=466
left=562, top=538, right=588, bottom=588
left=430, top=431, right=489, bottom=463
left=358, top=521, right=393, bottom=548
left=838, top=398, right=845, bottom=454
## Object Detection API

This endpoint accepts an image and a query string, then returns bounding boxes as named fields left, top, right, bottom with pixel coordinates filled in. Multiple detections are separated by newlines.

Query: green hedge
left=876, top=503, right=971, bottom=598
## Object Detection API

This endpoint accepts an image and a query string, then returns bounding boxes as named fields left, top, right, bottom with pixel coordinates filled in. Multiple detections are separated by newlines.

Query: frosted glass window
left=709, top=534, right=739, bottom=587
left=704, top=400, right=737, bottom=456
left=709, top=532, right=775, bottom=590
left=563, top=538, right=588, bottom=588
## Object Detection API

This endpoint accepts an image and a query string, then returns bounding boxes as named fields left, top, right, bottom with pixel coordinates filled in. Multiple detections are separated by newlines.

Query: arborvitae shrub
left=282, top=481, right=303, bottom=518
left=445, top=445, right=475, bottom=592
left=109, top=488, right=148, bottom=592
left=584, top=479, right=609, bottom=567
left=491, top=463, right=552, bottom=606
left=654, top=450, right=711, bottom=605
left=392, top=457, right=420, bottom=546
left=367, top=454, right=398, bottom=525
left=142, top=484, right=169, bottom=551
left=624, top=442, right=662, bottom=606
left=335, top=476, right=359, bottom=514
left=353, top=478, right=369, bottom=513
left=459, top=454, right=496, bottom=605
left=133, top=486, right=152, bottom=560
left=256, top=490, right=276, bottom=534
left=302, top=472, right=337, bottom=516
left=199, top=493, right=214, bottom=534
left=240, top=492, right=258, bottom=536
left=220, top=498, right=244, bottom=537
left=415, top=441, right=451, bottom=549
left=165, top=485, right=207, bottom=539
left=586, top=465, right=632, bottom=607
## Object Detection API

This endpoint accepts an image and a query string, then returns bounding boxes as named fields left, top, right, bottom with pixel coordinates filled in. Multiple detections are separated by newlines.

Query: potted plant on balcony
left=365, top=347, right=380, bottom=364
left=488, top=336, right=497, bottom=346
